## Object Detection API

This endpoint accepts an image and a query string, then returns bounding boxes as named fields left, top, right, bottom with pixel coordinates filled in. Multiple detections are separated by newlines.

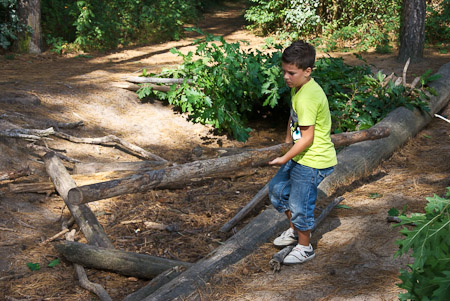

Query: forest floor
left=1, top=1, right=450, bottom=300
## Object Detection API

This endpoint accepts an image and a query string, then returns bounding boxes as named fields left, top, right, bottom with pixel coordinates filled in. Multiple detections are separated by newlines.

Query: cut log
left=73, top=160, right=168, bottom=174
left=53, top=240, right=193, bottom=279
left=141, top=63, right=450, bottom=300
left=67, top=144, right=292, bottom=205
left=123, top=76, right=192, bottom=85
left=43, top=152, right=113, bottom=248
left=112, top=82, right=172, bottom=92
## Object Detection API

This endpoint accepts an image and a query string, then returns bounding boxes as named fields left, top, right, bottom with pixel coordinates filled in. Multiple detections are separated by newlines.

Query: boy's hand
left=268, top=157, right=286, bottom=165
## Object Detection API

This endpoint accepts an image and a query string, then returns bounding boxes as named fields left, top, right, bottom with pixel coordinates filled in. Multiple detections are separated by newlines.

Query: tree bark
left=43, top=152, right=114, bottom=248
left=398, top=0, right=426, bottom=63
left=54, top=241, right=192, bottom=279
left=15, top=0, right=42, bottom=54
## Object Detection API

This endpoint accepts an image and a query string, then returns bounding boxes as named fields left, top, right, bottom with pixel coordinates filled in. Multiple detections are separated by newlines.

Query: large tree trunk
left=15, top=0, right=42, bottom=54
left=398, top=0, right=426, bottom=63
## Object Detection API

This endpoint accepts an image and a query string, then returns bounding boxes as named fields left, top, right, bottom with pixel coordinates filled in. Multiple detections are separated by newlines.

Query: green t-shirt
left=290, top=78, right=337, bottom=169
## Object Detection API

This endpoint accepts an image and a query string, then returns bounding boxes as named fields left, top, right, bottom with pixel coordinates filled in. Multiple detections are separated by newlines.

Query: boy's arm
left=269, top=125, right=314, bottom=165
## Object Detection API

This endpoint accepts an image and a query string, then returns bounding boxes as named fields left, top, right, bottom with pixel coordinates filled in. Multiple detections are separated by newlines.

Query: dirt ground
left=1, top=1, right=450, bottom=300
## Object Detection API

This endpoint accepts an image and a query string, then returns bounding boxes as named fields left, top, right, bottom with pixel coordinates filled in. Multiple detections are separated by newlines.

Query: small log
left=123, top=76, right=192, bottom=85
left=112, top=82, right=172, bottom=92
left=73, top=160, right=168, bottom=174
left=53, top=240, right=193, bottom=279
left=44, top=152, right=113, bottom=248
left=123, top=266, right=188, bottom=301
left=220, top=183, right=269, bottom=233
left=50, top=120, right=84, bottom=129
left=53, top=131, right=167, bottom=162
left=0, top=166, right=31, bottom=181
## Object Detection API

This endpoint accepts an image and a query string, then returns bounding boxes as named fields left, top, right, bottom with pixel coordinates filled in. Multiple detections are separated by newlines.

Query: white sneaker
left=283, top=244, right=315, bottom=265
left=273, top=228, right=298, bottom=247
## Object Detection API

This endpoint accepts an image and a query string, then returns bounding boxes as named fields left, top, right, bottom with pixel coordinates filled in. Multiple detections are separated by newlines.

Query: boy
left=268, top=40, right=337, bottom=265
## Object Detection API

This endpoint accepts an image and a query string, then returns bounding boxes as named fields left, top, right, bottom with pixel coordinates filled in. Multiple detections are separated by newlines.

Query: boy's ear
left=305, top=67, right=312, bottom=76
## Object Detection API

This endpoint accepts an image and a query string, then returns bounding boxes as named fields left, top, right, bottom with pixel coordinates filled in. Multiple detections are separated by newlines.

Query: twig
left=39, top=229, right=69, bottom=245
left=435, top=114, right=450, bottom=124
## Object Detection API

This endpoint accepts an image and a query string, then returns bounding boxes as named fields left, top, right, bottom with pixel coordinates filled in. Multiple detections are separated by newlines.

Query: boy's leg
left=283, top=165, right=333, bottom=264
left=269, top=161, right=298, bottom=247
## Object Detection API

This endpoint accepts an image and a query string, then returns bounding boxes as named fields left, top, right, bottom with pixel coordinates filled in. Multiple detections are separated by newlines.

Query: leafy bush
left=138, top=29, right=288, bottom=141
left=426, top=0, right=450, bottom=44
left=245, top=0, right=401, bottom=52
left=41, top=0, right=207, bottom=52
left=0, top=0, right=29, bottom=49
left=137, top=33, right=434, bottom=141
left=394, top=187, right=450, bottom=300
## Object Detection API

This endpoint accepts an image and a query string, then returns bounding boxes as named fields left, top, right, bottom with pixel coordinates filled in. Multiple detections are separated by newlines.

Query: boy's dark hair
left=282, top=40, right=316, bottom=70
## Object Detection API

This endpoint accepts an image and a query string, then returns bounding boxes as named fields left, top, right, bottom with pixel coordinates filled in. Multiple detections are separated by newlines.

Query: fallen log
left=53, top=240, right=193, bottom=279
left=73, top=160, right=168, bottom=174
left=44, top=152, right=113, bottom=248
left=123, top=76, right=192, bottom=85
left=67, top=143, right=291, bottom=205
left=66, top=127, right=390, bottom=205
left=27, top=143, right=81, bottom=163
left=141, top=63, right=450, bottom=300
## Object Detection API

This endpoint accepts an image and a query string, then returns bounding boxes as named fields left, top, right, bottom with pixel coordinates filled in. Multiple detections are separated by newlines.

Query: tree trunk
left=15, top=0, right=42, bottom=54
left=398, top=0, right=426, bottom=63
left=54, top=241, right=192, bottom=279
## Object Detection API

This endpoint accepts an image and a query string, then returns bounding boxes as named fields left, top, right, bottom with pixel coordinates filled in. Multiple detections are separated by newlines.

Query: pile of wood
left=2, top=122, right=390, bottom=300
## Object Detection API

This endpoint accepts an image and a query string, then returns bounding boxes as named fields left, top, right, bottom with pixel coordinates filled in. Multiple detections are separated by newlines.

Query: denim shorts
left=269, top=160, right=334, bottom=231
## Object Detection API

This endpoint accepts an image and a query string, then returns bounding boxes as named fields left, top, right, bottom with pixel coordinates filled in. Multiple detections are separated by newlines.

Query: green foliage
left=137, top=34, right=433, bottom=141
left=0, top=0, right=29, bottom=49
left=394, top=188, right=450, bottom=300
left=426, top=0, right=450, bottom=44
left=41, top=0, right=207, bottom=52
left=48, top=258, right=60, bottom=268
left=245, top=0, right=401, bottom=52
left=138, top=29, right=288, bottom=141
left=26, top=262, right=41, bottom=271
left=313, top=55, right=431, bottom=132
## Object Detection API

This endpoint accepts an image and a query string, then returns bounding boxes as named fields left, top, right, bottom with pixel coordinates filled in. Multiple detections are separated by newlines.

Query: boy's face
left=282, top=62, right=312, bottom=90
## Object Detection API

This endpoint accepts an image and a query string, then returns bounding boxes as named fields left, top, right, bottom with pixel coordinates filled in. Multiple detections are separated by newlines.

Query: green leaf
left=388, top=207, right=400, bottom=217
left=27, top=262, right=41, bottom=271
left=48, top=258, right=60, bottom=268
